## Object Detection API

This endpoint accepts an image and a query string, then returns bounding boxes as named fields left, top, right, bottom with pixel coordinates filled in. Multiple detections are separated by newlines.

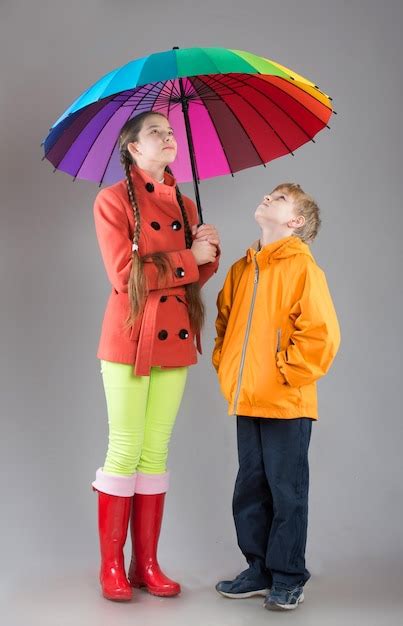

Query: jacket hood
left=246, top=235, right=313, bottom=263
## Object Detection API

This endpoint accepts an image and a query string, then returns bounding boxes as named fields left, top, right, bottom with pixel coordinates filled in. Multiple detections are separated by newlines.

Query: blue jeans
left=233, top=416, right=313, bottom=588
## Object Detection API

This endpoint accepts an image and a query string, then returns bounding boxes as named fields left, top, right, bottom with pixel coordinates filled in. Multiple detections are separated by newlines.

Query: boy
left=212, top=184, right=340, bottom=611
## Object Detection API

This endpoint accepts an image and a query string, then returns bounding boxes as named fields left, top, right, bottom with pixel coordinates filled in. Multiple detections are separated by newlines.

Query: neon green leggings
left=100, top=360, right=188, bottom=476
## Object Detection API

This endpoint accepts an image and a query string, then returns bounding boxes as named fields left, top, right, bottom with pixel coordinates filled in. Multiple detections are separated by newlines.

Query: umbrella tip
left=173, top=46, right=179, bottom=50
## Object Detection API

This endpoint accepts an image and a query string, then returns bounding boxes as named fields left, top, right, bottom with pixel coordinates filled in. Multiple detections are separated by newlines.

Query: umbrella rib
left=204, top=72, right=332, bottom=130
left=207, top=73, right=254, bottom=95
left=74, top=83, right=160, bottom=180
left=206, top=74, right=296, bottom=154
left=146, top=80, right=179, bottom=110
left=98, top=138, right=121, bottom=187
left=218, top=72, right=333, bottom=118
left=135, top=88, right=165, bottom=106
left=197, top=75, right=282, bottom=164
left=170, top=79, right=181, bottom=100
left=189, top=81, right=220, bottom=99
left=128, top=81, right=163, bottom=110
left=215, top=74, right=252, bottom=92
left=129, top=81, right=169, bottom=107
left=89, top=90, right=136, bottom=185
left=276, top=76, right=333, bottom=114
left=166, top=79, right=176, bottom=119
left=188, top=75, right=244, bottom=100
left=211, top=73, right=321, bottom=145
left=167, top=80, right=181, bottom=102
left=158, top=80, right=180, bottom=110
left=157, top=80, right=177, bottom=103
left=97, top=95, right=138, bottom=186
left=187, top=76, right=235, bottom=176
left=48, top=96, right=118, bottom=170
left=239, top=73, right=332, bottom=130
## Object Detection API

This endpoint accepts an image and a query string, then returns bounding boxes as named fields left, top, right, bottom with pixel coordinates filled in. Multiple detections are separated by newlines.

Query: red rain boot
left=97, top=490, right=133, bottom=601
left=128, top=493, right=181, bottom=597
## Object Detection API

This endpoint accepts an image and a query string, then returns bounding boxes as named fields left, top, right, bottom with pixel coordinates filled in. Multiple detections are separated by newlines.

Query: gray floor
left=3, top=563, right=402, bottom=626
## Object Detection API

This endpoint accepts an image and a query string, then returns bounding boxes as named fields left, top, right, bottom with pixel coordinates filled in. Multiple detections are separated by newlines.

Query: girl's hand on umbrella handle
left=191, top=239, right=218, bottom=265
left=192, top=224, right=221, bottom=248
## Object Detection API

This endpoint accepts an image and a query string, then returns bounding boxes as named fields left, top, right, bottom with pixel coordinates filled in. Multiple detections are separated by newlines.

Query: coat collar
left=130, top=164, right=177, bottom=194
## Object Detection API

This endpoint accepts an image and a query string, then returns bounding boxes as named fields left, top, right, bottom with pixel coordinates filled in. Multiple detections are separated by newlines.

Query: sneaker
left=215, top=568, right=271, bottom=599
left=264, top=584, right=304, bottom=610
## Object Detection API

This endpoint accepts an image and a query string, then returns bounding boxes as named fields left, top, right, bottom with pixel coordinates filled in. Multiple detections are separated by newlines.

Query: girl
left=91, top=111, right=220, bottom=601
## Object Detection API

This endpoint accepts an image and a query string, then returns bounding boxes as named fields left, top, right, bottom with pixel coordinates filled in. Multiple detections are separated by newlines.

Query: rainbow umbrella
left=42, top=46, right=335, bottom=222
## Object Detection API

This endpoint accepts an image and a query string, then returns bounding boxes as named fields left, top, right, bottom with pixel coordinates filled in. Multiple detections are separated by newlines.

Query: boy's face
left=255, top=188, right=299, bottom=229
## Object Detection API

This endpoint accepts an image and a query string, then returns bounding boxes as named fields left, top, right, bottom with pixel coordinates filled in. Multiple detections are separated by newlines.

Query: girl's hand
left=191, top=239, right=218, bottom=265
left=192, top=224, right=220, bottom=248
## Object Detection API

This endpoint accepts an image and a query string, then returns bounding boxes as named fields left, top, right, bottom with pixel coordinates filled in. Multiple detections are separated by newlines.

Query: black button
left=160, top=296, right=167, bottom=302
left=179, top=329, right=189, bottom=340
left=151, top=221, right=161, bottom=230
left=171, top=220, right=182, bottom=231
left=175, top=267, right=185, bottom=278
left=145, top=182, right=155, bottom=192
left=158, top=330, right=168, bottom=340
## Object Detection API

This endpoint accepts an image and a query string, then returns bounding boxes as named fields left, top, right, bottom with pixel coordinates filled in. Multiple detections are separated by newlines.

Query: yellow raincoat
left=212, top=235, right=340, bottom=419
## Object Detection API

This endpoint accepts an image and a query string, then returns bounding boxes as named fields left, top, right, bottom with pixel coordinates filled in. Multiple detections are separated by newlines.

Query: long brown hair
left=119, top=111, right=205, bottom=335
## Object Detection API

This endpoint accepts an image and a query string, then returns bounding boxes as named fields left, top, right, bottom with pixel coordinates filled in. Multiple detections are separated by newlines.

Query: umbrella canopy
left=42, top=46, right=334, bottom=221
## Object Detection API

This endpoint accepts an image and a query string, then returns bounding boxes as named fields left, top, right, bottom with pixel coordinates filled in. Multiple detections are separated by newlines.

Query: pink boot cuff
left=92, top=467, right=136, bottom=497
left=135, top=471, right=170, bottom=495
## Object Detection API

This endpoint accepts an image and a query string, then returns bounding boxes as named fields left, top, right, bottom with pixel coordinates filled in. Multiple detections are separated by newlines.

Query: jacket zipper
left=276, top=328, right=282, bottom=352
left=233, top=254, right=259, bottom=414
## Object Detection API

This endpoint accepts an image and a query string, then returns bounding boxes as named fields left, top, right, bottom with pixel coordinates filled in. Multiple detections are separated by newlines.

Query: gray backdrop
left=1, top=1, right=402, bottom=624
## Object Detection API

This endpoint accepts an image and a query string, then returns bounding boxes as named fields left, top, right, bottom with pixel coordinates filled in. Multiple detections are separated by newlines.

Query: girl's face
left=255, top=188, right=301, bottom=229
left=128, top=114, right=178, bottom=167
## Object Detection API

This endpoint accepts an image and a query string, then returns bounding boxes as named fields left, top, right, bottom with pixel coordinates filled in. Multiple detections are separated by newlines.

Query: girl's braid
left=122, top=155, right=141, bottom=250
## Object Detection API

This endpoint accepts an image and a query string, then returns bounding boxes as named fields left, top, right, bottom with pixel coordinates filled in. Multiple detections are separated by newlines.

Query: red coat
left=94, top=165, right=220, bottom=375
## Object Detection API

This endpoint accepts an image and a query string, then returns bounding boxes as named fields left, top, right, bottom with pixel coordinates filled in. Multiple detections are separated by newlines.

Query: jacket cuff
left=212, top=349, right=221, bottom=372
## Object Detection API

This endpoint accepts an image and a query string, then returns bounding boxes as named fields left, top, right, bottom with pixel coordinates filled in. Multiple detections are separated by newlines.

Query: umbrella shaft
left=178, top=77, right=203, bottom=225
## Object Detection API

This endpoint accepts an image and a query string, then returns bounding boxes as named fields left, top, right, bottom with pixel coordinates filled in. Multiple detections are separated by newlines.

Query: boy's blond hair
left=273, top=183, right=321, bottom=243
